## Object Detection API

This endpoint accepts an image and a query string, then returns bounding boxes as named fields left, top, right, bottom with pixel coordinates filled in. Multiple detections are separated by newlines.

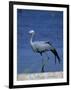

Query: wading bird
left=28, top=30, right=60, bottom=72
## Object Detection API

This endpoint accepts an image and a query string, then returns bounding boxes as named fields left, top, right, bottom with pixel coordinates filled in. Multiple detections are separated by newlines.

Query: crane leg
left=41, top=64, right=44, bottom=72
left=45, top=52, right=49, bottom=60
left=40, top=54, right=44, bottom=72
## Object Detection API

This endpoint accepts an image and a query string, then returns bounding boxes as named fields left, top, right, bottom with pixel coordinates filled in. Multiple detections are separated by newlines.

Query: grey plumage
left=28, top=30, right=60, bottom=64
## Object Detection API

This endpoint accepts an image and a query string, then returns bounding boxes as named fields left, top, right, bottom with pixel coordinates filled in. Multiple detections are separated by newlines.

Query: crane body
left=28, top=30, right=60, bottom=72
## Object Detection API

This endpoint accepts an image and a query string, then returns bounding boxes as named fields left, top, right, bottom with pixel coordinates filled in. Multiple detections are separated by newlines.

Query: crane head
left=28, top=30, right=35, bottom=35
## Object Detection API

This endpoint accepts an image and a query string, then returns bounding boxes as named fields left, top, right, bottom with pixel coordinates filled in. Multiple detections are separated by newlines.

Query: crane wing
left=44, top=41, right=52, bottom=45
left=44, top=41, right=60, bottom=63
left=51, top=48, right=60, bottom=64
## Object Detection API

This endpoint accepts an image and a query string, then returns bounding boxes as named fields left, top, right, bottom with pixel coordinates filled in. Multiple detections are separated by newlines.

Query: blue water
left=17, top=9, right=63, bottom=74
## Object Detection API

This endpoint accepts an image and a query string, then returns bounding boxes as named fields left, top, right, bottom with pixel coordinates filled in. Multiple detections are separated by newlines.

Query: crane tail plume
left=51, top=49, right=60, bottom=64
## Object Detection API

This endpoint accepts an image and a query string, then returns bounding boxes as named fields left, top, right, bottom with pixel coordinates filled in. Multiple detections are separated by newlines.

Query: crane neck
left=30, top=33, right=34, bottom=44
